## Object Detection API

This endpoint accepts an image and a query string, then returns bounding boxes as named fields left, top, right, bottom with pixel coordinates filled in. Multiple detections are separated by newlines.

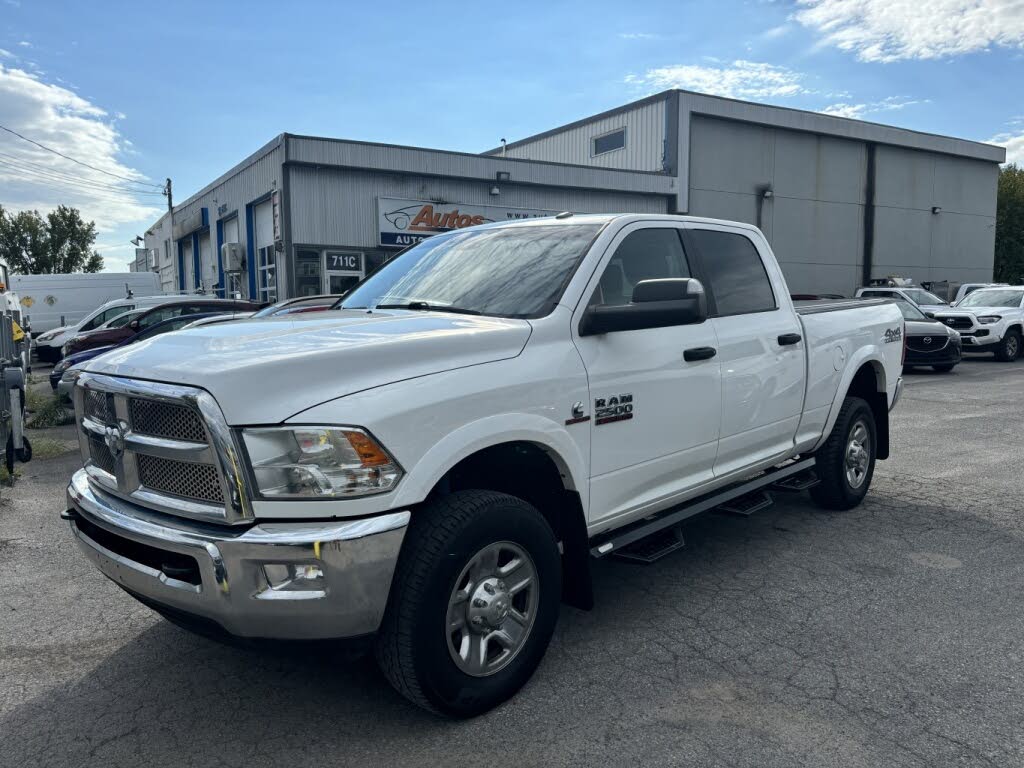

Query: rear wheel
left=932, top=363, right=955, bottom=373
left=995, top=330, right=1020, bottom=362
left=375, top=490, right=561, bottom=718
left=810, top=396, right=876, bottom=510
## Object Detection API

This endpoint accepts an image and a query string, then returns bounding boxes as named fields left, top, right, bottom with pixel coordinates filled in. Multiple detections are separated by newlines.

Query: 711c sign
left=329, top=253, right=361, bottom=270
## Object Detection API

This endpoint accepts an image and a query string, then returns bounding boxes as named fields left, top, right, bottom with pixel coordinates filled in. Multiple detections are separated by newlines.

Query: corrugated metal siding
left=502, top=100, right=666, bottom=171
left=172, top=145, right=283, bottom=225
left=288, top=166, right=669, bottom=248
left=288, top=137, right=673, bottom=195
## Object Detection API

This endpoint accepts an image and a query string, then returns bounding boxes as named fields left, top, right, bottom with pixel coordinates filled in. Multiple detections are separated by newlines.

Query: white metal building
left=139, top=90, right=1006, bottom=299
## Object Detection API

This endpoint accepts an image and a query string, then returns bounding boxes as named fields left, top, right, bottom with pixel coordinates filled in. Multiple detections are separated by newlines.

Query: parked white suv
left=855, top=286, right=948, bottom=315
left=64, top=214, right=904, bottom=717
left=934, top=286, right=1024, bottom=361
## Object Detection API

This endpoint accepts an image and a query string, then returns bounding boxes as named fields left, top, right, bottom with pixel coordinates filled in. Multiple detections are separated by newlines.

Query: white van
left=13, top=272, right=162, bottom=335
left=33, top=294, right=199, bottom=362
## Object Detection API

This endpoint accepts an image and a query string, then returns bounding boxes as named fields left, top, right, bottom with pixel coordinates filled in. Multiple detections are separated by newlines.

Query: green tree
left=995, top=164, right=1024, bottom=283
left=0, top=204, right=104, bottom=274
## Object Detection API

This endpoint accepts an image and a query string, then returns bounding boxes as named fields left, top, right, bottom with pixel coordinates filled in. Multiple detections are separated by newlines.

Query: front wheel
left=375, top=490, right=561, bottom=718
left=995, top=330, right=1021, bottom=362
left=810, top=396, right=876, bottom=510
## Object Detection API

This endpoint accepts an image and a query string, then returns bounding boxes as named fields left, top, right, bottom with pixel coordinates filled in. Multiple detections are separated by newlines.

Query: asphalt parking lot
left=2, top=356, right=1023, bottom=767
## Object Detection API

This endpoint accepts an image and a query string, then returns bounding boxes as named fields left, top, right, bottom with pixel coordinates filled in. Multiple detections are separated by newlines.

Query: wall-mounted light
left=932, top=206, right=942, bottom=214
left=489, top=185, right=501, bottom=196
left=762, top=189, right=774, bottom=199
left=496, top=171, right=511, bottom=182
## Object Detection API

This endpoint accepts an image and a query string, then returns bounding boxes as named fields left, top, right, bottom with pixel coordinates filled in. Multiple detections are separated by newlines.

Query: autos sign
left=377, top=197, right=560, bottom=247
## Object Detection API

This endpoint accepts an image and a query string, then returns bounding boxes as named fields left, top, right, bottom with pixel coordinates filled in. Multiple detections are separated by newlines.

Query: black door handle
left=777, top=333, right=802, bottom=346
left=684, top=346, right=717, bottom=362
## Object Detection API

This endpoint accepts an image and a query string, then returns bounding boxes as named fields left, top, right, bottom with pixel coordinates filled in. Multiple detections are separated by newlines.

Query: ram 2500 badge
left=64, top=214, right=904, bottom=717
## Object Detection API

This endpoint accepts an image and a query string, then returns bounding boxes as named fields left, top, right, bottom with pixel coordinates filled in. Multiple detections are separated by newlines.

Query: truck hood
left=937, top=306, right=1010, bottom=317
left=82, top=310, right=532, bottom=424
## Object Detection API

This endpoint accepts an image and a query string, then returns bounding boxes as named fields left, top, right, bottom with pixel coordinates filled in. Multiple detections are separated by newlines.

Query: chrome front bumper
left=66, top=469, right=409, bottom=640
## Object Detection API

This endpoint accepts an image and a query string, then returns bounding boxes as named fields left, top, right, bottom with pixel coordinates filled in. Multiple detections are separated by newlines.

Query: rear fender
left=813, top=348, right=890, bottom=459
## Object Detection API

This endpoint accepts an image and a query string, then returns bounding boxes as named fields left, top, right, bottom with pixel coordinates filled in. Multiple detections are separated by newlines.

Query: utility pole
left=164, top=178, right=173, bottom=212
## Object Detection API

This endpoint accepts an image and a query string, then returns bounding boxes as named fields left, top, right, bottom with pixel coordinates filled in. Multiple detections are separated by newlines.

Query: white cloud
left=989, top=128, right=1024, bottom=165
left=16, top=41, right=30, bottom=48
left=0, top=49, right=12, bottom=59
left=618, top=32, right=660, bottom=40
left=820, top=96, right=925, bottom=119
left=626, top=60, right=809, bottom=99
left=0, top=65, right=161, bottom=268
left=793, top=0, right=1024, bottom=62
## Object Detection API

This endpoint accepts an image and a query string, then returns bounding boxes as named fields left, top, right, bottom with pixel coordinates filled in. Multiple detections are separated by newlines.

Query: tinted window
left=593, top=129, right=625, bottom=156
left=690, top=230, right=776, bottom=316
left=137, top=306, right=187, bottom=330
left=81, top=305, right=133, bottom=331
left=591, top=229, right=690, bottom=307
left=134, top=316, right=195, bottom=341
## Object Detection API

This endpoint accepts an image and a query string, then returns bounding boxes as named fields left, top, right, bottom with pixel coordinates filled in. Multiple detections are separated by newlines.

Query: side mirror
left=579, top=278, right=707, bottom=336
left=925, top=312, right=935, bottom=319
left=129, top=320, right=140, bottom=331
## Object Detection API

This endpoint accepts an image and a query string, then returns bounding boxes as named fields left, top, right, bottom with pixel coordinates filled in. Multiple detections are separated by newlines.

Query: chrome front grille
left=137, top=454, right=224, bottom=504
left=73, top=373, right=250, bottom=524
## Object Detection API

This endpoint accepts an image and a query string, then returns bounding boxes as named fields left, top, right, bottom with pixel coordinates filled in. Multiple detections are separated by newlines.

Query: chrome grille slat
left=88, top=435, right=116, bottom=476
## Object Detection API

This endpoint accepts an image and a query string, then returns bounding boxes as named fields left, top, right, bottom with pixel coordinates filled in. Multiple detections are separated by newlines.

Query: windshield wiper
left=374, top=301, right=481, bottom=315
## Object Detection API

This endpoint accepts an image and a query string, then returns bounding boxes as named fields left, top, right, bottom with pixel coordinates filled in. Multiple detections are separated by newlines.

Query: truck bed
left=794, top=298, right=890, bottom=315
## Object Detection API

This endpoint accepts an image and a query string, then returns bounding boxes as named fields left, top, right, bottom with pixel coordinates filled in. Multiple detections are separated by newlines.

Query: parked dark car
left=50, top=312, right=234, bottom=395
left=251, top=294, right=341, bottom=318
left=62, top=299, right=256, bottom=357
left=894, top=299, right=962, bottom=372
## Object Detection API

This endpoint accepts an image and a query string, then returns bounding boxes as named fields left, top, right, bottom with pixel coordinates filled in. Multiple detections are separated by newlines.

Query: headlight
left=52, top=359, right=70, bottom=375
left=978, top=315, right=1002, bottom=324
left=242, top=426, right=402, bottom=498
left=60, top=367, right=82, bottom=384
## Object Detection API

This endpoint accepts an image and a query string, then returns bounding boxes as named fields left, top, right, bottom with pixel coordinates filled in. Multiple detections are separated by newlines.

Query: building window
left=592, top=128, right=626, bottom=157
left=258, top=245, right=278, bottom=302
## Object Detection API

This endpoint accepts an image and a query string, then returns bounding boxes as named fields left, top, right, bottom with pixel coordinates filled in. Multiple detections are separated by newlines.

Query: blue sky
left=1, top=0, right=1022, bottom=270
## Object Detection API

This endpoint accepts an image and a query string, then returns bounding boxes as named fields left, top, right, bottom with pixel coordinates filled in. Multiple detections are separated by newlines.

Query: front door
left=683, top=225, right=806, bottom=477
left=573, top=223, right=722, bottom=528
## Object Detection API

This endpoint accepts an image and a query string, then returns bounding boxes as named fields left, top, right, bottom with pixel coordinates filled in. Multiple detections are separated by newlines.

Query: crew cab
left=62, top=214, right=904, bottom=717
left=934, top=286, right=1024, bottom=361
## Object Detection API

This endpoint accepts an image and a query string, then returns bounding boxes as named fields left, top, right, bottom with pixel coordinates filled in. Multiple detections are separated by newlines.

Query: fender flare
left=390, top=412, right=589, bottom=512
left=812, top=346, right=887, bottom=454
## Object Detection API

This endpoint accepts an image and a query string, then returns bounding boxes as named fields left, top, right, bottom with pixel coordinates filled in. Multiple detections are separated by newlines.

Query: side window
left=689, top=230, right=776, bottom=316
left=590, top=228, right=690, bottom=307
left=137, top=307, right=180, bottom=330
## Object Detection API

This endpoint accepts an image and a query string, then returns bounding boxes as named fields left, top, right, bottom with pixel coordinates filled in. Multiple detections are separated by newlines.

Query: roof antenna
left=500, top=138, right=507, bottom=156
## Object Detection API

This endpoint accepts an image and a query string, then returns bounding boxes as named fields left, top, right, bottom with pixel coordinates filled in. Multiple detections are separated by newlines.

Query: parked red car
left=62, top=299, right=257, bottom=357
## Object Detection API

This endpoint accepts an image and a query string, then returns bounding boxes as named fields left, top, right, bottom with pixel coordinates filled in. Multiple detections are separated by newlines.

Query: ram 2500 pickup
left=933, top=286, right=1024, bottom=361
left=63, top=214, right=904, bottom=717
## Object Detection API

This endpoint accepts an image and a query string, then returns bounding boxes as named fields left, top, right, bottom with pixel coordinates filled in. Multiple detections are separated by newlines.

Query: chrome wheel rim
left=845, top=420, right=871, bottom=489
left=1008, top=336, right=1019, bottom=358
left=446, top=541, right=539, bottom=677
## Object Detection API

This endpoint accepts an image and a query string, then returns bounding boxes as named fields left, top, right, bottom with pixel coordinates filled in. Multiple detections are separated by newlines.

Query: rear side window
left=689, top=230, right=776, bottom=316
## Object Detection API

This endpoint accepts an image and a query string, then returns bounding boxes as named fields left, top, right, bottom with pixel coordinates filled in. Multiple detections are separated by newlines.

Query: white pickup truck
left=64, top=214, right=904, bottom=717
left=933, top=286, right=1024, bottom=361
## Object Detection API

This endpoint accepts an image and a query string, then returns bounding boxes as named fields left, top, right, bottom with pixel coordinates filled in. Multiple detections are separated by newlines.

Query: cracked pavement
left=2, top=357, right=1023, bottom=767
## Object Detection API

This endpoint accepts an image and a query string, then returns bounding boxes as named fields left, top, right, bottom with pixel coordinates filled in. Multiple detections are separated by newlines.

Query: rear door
left=683, top=224, right=806, bottom=477
left=573, top=223, right=722, bottom=528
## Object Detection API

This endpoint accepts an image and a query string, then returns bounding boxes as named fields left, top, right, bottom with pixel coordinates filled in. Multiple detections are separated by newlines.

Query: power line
left=0, top=152, right=165, bottom=196
left=0, top=122, right=165, bottom=190
left=0, top=160, right=166, bottom=206
left=0, top=158, right=165, bottom=200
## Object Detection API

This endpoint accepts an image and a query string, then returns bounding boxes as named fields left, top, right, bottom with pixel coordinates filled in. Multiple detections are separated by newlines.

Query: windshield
left=893, top=300, right=927, bottom=321
left=341, top=223, right=603, bottom=318
left=902, top=288, right=944, bottom=305
left=957, top=289, right=1024, bottom=308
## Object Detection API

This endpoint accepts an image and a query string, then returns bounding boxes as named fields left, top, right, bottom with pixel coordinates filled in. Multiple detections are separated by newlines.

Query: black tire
left=932, top=364, right=956, bottom=373
left=809, top=396, right=876, bottom=510
left=375, top=490, right=561, bottom=718
left=995, top=330, right=1021, bottom=362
